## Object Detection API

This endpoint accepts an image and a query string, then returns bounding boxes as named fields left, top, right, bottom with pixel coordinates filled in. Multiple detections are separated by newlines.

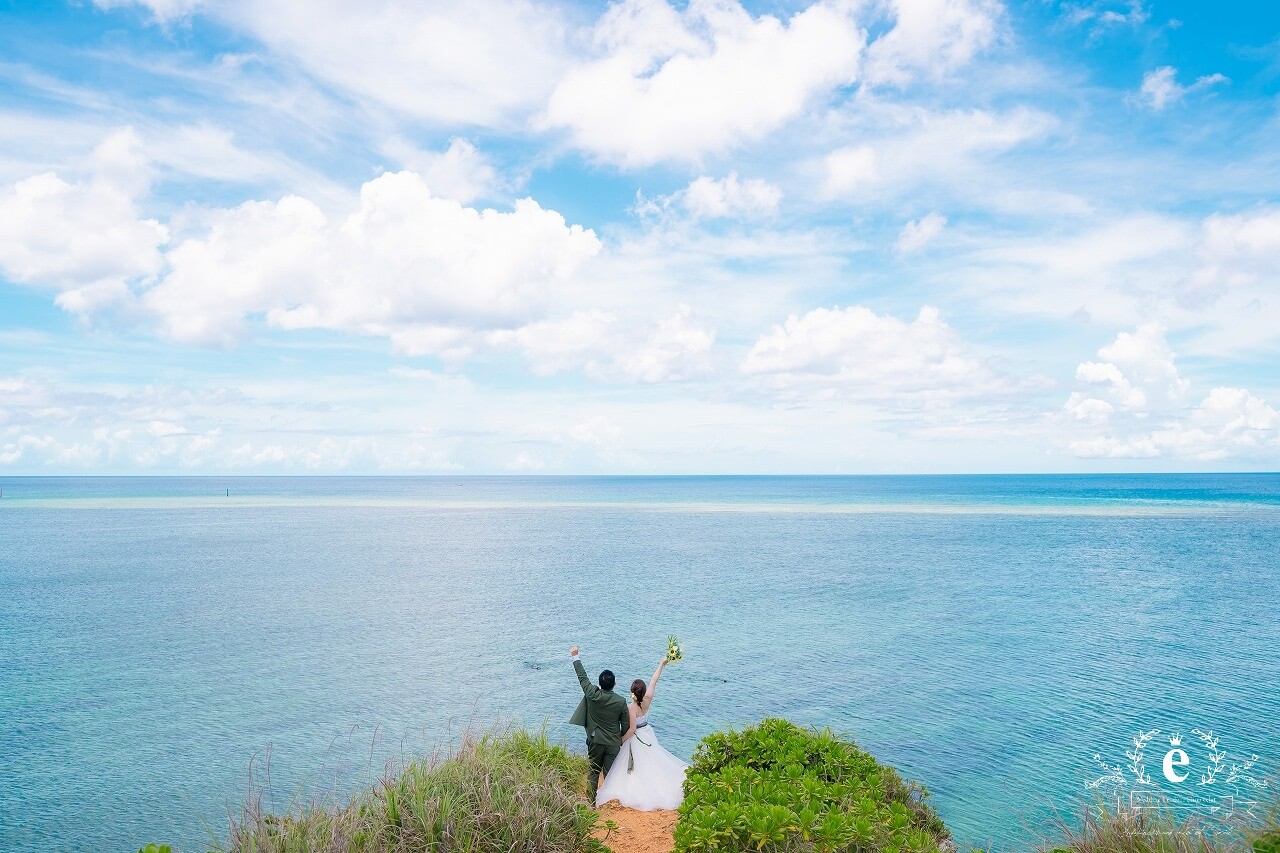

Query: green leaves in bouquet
left=137, top=846, right=172, bottom=853
left=674, top=718, right=951, bottom=853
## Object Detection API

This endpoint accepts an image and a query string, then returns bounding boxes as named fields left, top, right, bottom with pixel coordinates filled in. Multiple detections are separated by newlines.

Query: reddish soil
left=594, top=803, right=677, bottom=853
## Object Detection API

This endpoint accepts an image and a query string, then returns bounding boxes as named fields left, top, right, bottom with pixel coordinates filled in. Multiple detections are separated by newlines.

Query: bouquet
left=666, top=635, right=684, bottom=664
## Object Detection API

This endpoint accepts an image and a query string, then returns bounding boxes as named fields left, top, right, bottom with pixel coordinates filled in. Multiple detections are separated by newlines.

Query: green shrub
left=1243, top=803, right=1280, bottom=853
left=220, top=727, right=607, bottom=853
left=1253, top=832, right=1280, bottom=853
left=674, top=718, right=951, bottom=853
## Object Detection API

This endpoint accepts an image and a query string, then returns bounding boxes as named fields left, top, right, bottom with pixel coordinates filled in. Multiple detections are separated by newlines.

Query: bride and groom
left=568, top=645, right=687, bottom=810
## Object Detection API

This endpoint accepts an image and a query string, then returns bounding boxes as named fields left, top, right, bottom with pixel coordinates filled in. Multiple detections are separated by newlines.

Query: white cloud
left=1058, top=0, right=1150, bottom=37
left=491, top=305, right=716, bottom=383
left=961, top=214, right=1189, bottom=319
left=542, top=0, right=865, bottom=166
left=1073, top=361, right=1145, bottom=409
left=382, top=137, right=501, bottom=204
left=1068, top=388, right=1280, bottom=460
left=489, top=310, right=619, bottom=375
left=94, top=0, right=204, bottom=22
left=110, top=0, right=572, bottom=128
left=1063, top=394, right=1113, bottom=423
left=863, top=0, right=1003, bottom=86
left=1061, top=326, right=1278, bottom=460
left=0, top=373, right=478, bottom=473
left=680, top=173, right=781, bottom=220
left=569, top=415, right=622, bottom=447
left=1134, top=66, right=1228, bottom=111
left=2, top=130, right=603, bottom=353
left=895, top=212, right=947, bottom=253
left=507, top=450, right=546, bottom=471
left=1182, top=208, right=1280, bottom=304
left=388, top=366, right=474, bottom=391
left=139, top=170, right=599, bottom=348
left=145, top=123, right=288, bottom=186
left=821, top=106, right=1055, bottom=199
left=957, top=209, right=1280, bottom=357
left=611, top=305, right=716, bottom=383
left=147, top=420, right=187, bottom=437
left=1095, top=323, right=1189, bottom=404
left=0, top=129, right=167, bottom=306
left=824, top=145, right=879, bottom=194
left=742, top=304, right=1014, bottom=400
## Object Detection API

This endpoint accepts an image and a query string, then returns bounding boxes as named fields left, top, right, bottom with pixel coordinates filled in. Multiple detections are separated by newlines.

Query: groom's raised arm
left=570, top=646, right=599, bottom=698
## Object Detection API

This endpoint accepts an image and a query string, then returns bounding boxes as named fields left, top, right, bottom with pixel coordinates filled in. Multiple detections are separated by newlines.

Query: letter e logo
left=1163, top=748, right=1189, bottom=783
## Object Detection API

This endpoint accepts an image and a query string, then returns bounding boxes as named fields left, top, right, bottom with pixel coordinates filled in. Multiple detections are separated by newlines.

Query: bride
left=596, top=655, right=687, bottom=810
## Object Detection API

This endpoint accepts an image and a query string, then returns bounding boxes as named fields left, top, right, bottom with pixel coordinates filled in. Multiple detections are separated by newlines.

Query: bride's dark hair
left=631, top=678, right=646, bottom=706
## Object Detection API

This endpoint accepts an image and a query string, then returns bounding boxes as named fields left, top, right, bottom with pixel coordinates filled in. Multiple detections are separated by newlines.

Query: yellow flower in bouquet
left=666, top=635, right=684, bottom=663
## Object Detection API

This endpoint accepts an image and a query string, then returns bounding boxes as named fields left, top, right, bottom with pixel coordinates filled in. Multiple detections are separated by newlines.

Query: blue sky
left=1, top=0, right=1278, bottom=473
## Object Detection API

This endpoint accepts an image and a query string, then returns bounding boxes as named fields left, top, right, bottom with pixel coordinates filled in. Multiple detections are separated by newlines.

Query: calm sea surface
left=2, top=475, right=1278, bottom=851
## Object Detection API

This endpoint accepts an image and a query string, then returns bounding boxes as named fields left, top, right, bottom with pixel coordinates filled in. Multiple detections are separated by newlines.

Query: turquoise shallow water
left=2, top=475, right=1279, bottom=851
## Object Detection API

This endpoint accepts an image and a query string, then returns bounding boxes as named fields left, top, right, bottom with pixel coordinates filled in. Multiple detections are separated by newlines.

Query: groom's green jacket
left=569, top=659, right=629, bottom=747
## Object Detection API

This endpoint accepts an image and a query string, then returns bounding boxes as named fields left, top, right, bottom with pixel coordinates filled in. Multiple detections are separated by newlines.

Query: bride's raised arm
left=621, top=701, right=638, bottom=743
left=642, top=658, right=666, bottom=713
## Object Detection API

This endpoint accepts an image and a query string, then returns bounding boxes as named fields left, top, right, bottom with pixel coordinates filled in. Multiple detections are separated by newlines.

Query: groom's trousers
left=586, top=739, right=620, bottom=799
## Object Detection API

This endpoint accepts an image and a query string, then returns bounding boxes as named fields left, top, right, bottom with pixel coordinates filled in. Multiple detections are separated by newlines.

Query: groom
left=568, top=645, right=630, bottom=800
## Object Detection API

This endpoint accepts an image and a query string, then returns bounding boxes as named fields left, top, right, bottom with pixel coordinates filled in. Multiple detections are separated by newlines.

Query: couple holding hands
left=568, top=640, right=688, bottom=811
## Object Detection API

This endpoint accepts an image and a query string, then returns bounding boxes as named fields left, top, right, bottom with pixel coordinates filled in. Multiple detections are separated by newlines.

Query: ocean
left=2, top=475, right=1278, bottom=851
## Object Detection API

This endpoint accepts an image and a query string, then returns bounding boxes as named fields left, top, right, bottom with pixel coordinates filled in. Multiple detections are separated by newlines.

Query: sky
left=1, top=0, right=1279, bottom=474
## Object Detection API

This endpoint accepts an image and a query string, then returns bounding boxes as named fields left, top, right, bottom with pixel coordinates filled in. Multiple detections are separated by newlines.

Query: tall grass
left=219, top=727, right=606, bottom=853
left=1038, top=797, right=1280, bottom=853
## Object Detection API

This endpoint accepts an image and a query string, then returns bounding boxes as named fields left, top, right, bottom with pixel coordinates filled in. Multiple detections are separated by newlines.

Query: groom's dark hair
left=598, top=670, right=616, bottom=690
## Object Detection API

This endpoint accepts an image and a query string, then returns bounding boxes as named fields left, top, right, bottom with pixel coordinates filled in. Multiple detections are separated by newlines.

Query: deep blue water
left=2, top=475, right=1278, bottom=851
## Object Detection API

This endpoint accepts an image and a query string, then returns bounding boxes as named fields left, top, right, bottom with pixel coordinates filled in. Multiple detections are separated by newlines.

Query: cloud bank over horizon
left=1, top=0, right=1278, bottom=473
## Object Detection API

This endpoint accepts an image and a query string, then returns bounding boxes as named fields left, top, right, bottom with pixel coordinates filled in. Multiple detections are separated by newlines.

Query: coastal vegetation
left=1038, top=798, right=1280, bottom=853
left=179, top=721, right=1278, bottom=853
left=673, top=718, right=950, bottom=853
left=216, top=728, right=604, bottom=853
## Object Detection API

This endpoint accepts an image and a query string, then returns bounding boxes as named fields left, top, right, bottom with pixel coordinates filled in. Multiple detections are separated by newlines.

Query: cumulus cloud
left=742, top=304, right=1017, bottom=400
left=0, top=128, right=166, bottom=311
left=1061, top=325, right=1278, bottom=460
left=542, top=0, right=866, bottom=166
left=1094, top=323, right=1189, bottom=404
left=895, top=212, right=947, bottom=253
left=381, top=137, right=502, bottom=204
left=147, top=171, right=600, bottom=348
left=635, top=173, right=782, bottom=223
left=1133, top=66, right=1228, bottom=111
left=680, top=173, right=781, bottom=220
left=863, top=0, right=1003, bottom=86
left=3, top=136, right=599, bottom=349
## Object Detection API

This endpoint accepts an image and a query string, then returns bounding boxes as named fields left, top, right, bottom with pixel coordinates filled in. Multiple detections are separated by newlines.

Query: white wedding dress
left=596, top=712, right=688, bottom=811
